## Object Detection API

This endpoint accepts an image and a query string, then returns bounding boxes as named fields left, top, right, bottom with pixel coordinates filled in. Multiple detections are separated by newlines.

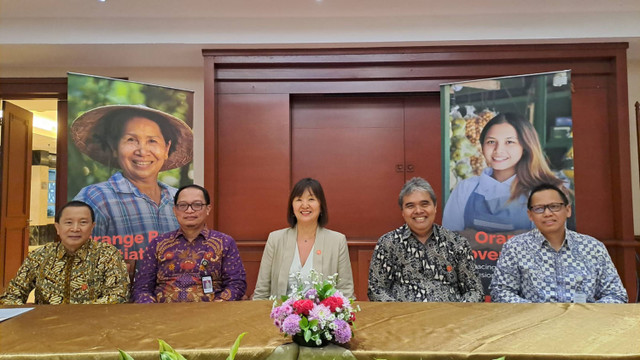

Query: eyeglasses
left=528, top=202, right=566, bottom=214
left=175, top=202, right=207, bottom=212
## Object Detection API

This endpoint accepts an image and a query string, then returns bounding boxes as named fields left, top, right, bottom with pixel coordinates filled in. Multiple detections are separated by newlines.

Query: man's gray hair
left=398, top=177, right=437, bottom=208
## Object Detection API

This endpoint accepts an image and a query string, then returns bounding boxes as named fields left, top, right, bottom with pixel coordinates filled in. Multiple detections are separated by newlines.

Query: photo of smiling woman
left=442, top=112, right=567, bottom=233
left=72, top=105, right=193, bottom=274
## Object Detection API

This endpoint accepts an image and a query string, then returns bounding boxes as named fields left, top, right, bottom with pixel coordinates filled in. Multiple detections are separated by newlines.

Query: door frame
left=0, top=78, right=68, bottom=214
left=0, top=78, right=67, bottom=290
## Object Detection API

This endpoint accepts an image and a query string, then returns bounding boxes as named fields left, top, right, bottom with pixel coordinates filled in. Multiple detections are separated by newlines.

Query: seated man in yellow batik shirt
left=0, top=201, right=129, bottom=304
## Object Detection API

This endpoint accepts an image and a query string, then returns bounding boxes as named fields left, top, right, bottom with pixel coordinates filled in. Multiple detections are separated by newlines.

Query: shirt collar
left=56, top=238, right=93, bottom=260
left=400, top=223, right=439, bottom=244
left=532, top=227, right=572, bottom=250
left=175, top=225, right=209, bottom=242
left=109, top=172, right=171, bottom=198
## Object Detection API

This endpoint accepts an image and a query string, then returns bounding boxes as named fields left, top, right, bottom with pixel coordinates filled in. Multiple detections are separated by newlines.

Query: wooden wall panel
left=216, top=94, right=291, bottom=240
left=237, top=244, right=265, bottom=299
left=356, top=248, right=374, bottom=301
left=216, top=61, right=610, bottom=82
left=404, top=95, right=443, bottom=222
left=571, top=75, right=614, bottom=238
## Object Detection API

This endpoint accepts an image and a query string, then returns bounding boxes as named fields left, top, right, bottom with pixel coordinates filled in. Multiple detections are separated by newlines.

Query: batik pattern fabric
left=132, top=226, right=247, bottom=303
left=0, top=240, right=130, bottom=305
left=368, top=223, right=483, bottom=302
left=490, top=228, right=628, bottom=303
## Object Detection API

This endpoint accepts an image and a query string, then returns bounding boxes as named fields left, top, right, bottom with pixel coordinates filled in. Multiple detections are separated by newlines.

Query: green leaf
left=158, top=340, right=187, bottom=360
left=299, top=316, right=309, bottom=330
left=159, top=353, right=178, bottom=360
left=304, top=329, right=312, bottom=342
left=117, top=349, right=135, bottom=360
left=308, top=319, right=318, bottom=328
left=158, top=339, right=175, bottom=353
left=226, top=332, right=247, bottom=360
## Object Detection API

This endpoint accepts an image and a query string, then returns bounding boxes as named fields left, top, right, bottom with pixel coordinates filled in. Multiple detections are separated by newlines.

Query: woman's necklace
left=298, top=234, right=315, bottom=244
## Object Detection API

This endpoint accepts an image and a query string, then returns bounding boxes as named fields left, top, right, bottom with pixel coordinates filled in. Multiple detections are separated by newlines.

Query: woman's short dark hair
left=174, top=184, right=210, bottom=205
left=527, top=183, right=570, bottom=209
left=55, top=201, right=95, bottom=223
left=93, top=108, right=178, bottom=158
left=287, top=178, right=329, bottom=228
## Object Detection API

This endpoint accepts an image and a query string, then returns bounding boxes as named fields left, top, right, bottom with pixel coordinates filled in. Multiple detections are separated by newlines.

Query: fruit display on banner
left=449, top=105, right=497, bottom=191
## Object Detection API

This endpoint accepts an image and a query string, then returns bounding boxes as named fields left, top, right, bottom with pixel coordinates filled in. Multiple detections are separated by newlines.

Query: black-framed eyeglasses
left=528, top=202, right=566, bottom=214
left=175, top=202, right=207, bottom=212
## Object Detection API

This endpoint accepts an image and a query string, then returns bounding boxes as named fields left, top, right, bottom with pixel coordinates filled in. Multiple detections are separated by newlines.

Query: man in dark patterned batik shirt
left=368, top=177, right=483, bottom=302
left=0, top=201, right=129, bottom=305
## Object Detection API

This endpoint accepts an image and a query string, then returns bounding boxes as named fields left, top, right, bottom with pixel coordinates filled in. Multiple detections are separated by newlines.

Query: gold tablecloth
left=1, top=301, right=639, bottom=360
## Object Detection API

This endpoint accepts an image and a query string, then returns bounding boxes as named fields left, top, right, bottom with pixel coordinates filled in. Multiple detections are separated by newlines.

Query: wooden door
left=291, top=95, right=441, bottom=299
left=291, top=95, right=442, bottom=237
left=0, top=101, right=33, bottom=289
left=291, top=96, right=406, bottom=239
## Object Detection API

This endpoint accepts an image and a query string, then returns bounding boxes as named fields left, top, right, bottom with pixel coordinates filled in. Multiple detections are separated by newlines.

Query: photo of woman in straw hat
left=71, top=104, right=193, bottom=275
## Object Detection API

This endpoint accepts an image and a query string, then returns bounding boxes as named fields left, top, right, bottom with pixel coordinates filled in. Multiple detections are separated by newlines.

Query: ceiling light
left=33, top=115, right=58, bottom=132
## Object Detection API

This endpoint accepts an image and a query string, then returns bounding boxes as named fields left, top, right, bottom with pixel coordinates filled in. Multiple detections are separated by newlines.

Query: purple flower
left=332, top=319, right=352, bottom=343
left=282, top=314, right=302, bottom=335
left=304, top=288, right=318, bottom=302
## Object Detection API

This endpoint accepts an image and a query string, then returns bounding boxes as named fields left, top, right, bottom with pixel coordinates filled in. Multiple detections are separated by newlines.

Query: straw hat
left=70, top=105, right=193, bottom=171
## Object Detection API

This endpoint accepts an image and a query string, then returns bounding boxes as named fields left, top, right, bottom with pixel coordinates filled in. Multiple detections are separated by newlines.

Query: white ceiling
left=1, top=0, right=639, bottom=71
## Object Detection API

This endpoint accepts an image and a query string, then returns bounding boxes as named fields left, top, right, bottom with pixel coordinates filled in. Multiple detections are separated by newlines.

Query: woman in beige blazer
left=253, top=178, right=354, bottom=300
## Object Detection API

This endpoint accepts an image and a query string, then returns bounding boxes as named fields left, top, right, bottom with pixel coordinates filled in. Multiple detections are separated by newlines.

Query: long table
left=1, top=301, right=639, bottom=359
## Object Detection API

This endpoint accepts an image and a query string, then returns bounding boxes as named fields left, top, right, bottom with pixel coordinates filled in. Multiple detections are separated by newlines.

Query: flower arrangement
left=270, top=270, right=360, bottom=347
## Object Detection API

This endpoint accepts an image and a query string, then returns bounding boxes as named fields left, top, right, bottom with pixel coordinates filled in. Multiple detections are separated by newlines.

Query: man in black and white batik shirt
left=368, top=177, right=483, bottom=302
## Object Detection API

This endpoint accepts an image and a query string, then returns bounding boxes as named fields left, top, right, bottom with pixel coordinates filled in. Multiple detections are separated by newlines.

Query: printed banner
left=67, top=73, right=194, bottom=262
left=440, top=71, right=575, bottom=296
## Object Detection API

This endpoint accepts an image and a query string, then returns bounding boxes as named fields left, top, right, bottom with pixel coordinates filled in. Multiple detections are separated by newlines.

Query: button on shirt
left=490, top=228, right=627, bottom=303
left=368, top=224, right=483, bottom=302
left=133, top=226, right=247, bottom=303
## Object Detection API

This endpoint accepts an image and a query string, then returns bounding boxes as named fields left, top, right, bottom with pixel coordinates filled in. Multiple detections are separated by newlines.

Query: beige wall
left=29, top=165, right=53, bottom=226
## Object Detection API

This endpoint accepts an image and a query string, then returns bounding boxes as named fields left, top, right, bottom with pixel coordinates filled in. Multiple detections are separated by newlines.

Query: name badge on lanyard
left=202, top=275, right=214, bottom=294
left=200, top=258, right=213, bottom=294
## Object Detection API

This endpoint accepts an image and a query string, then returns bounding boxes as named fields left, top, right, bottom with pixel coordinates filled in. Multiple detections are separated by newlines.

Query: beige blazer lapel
left=312, top=226, right=325, bottom=275
left=277, top=227, right=298, bottom=295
